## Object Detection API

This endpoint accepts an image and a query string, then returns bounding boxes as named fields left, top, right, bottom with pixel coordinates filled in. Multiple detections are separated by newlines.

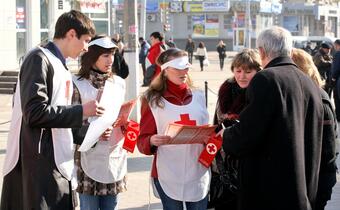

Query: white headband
left=88, top=37, right=117, bottom=49
left=161, top=56, right=191, bottom=70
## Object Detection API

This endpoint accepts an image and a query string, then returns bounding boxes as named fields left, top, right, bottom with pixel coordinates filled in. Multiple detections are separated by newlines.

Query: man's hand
left=100, top=126, right=113, bottom=141
left=150, top=134, right=171, bottom=146
left=82, top=100, right=105, bottom=117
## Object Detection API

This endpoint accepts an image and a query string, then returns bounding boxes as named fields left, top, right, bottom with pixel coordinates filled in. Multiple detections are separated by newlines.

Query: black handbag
left=208, top=119, right=239, bottom=208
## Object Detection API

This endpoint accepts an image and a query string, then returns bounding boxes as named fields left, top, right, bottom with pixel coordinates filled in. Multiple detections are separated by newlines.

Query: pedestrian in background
left=209, top=49, right=262, bottom=210
left=216, top=40, right=227, bottom=70
left=72, top=36, right=128, bottom=210
left=137, top=48, right=210, bottom=210
left=313, top=42, right=333, bottom=96
left=185, top=37, right=195, bottom=64
left=139, top=37, right=150, bottom=82
left=220, top=26, right=324, bottom=210
left=1, top=10, right=102, bottom=210
left=331, top=39, right=340, bottom=122
left=166, top=37, right=176, bottom=48
left=112, top=34, right=129, bottom=79
left=143, top=31, right=167, bottom=86
left=196, top=41, right=208, bottom=71
left=292, top=48, right=338, bottom=210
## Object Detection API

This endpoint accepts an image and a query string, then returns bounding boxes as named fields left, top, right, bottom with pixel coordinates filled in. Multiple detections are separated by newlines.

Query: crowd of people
left=0, top=9, right=339, bottom=210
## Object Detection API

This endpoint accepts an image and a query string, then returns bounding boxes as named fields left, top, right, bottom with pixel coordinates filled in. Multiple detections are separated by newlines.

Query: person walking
left=292, top=48, right=338, bottom=210
left=313, top=42, right=333, bottom=96
left=216, top=40, right=227, bottom=70
left=143, top=32, right=167, bottom=86
left=0, top=10, right=103, bottom=210
left=196, top=42, right=208, bottom=71
left=219, top=26, right=324, bottom=210
left=137, top=48, right=210, bottom=210
left=185, top=37, right=195, bottom=64
left=139, top=37, right=150, bottom=82
left=72, top=36, right=128, bottom=210
left=209, top=49, right=262, bottom=210
left=331, top=39, right=340, bottom=122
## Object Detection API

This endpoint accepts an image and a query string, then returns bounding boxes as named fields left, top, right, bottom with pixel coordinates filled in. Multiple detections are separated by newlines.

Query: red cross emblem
left=174, top=114, right=196, bottom=125
left=206, top=143, right=217, bottom=155
left=127, top=131, right=137, bottom=141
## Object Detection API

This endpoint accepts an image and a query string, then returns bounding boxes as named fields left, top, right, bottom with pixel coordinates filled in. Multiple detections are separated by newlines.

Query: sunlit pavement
left=0, top=51, right=339, bottom=209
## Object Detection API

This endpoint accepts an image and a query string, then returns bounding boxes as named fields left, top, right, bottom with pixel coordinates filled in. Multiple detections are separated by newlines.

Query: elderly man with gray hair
left=219, top=26, right=324, bottom=210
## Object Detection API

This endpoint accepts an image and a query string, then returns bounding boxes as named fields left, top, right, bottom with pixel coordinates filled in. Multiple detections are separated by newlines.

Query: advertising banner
left=205, top=14, right=219, bottom=37
left=80, top=0, right=107, bottom=13
left=169, top=2, right=183, bottom=13
left=192, top=15, right=205, bottom=37
left=203, top=2, right=230, bottom=12
left=183, top=2, right=203, bottom=13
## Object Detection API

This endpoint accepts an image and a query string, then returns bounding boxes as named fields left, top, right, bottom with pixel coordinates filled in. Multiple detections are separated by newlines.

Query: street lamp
left=118, top=20, right=123, bottom=35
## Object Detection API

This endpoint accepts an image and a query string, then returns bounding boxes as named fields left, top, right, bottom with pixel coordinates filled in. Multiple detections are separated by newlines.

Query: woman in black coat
left=209, top=49, right=262, bottom=210
left=217, top=40, right=227, bottom=70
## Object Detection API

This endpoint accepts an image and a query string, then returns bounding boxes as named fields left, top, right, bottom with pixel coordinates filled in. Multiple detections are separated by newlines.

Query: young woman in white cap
left=72, top=35, right=127, bottom=210
left=137, top=48, right=211, bottom=210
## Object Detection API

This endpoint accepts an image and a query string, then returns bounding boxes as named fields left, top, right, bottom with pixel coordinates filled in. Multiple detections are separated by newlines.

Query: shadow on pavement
left=127, top=156, right=153, bottom=173
left=120, top=202, right=162, bottom=210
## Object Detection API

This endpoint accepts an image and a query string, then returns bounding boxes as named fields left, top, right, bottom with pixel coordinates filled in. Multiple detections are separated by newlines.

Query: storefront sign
left=203, top=2, right=230, bottom=12
left=169, top=2, right=182, bottom=13
left=183, top=2, right=203, bottom=13
left=80, top=0, right=107, bottom=13
left=16, top=7, right=25, bottom=24
left=146, top=0, right=158, bottom=13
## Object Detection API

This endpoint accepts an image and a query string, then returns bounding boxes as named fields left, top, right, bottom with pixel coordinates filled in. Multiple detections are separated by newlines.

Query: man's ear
left=258, top=47, right=266, bottom=60
left=65, top=29, right=77, bottom=40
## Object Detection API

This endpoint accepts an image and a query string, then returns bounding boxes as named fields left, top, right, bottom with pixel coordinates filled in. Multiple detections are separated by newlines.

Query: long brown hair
left=77, top=35, right=116, bottom=80
left=145, top=48, right=193, bottom=108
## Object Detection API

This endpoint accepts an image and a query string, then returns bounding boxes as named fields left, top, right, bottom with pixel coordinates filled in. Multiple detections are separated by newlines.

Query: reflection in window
left=93, top=21, right=109, bottom=35
left=17, top=32, right=26, bottom=61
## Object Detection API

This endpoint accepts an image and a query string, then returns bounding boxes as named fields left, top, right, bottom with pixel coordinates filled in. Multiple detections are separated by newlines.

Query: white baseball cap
left=88, top=37, right=117, bottom=49
left=161, top=56, right=191, bottom=70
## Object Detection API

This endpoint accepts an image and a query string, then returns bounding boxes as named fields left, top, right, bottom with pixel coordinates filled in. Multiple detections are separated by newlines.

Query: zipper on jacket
left=38, top=128, right=45, bottom=154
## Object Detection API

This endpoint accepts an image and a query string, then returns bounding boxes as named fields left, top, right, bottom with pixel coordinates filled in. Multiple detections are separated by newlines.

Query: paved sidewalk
left=0, top=52, right=339, bottom=209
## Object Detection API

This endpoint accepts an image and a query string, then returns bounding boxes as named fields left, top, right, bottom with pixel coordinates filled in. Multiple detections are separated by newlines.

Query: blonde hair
left=291, top=48, right=324, bottom=87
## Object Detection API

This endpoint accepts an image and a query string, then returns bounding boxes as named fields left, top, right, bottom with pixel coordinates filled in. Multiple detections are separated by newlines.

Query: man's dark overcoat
left=223, top=56, right=324, bottom=210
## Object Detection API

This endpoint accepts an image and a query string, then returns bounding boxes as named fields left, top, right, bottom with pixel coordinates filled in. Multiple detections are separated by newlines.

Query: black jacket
left=222, top=56, right=324, bottom=210
left=1, top=47, right=83, bottom=210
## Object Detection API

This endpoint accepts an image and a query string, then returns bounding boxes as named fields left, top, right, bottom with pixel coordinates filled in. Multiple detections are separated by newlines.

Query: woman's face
left=93, top=52, right=114, bottom=73
left=233, top=67, right=257, bottom=88
left=165, top=66, right=189, bottom=85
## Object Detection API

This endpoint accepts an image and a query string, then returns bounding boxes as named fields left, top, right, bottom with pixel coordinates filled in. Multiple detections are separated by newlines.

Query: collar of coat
left=265, top=56, right=298, bottom=69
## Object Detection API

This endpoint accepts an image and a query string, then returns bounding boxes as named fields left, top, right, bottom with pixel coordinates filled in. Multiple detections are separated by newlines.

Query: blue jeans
left=154, top=178, right=208, bottom=210
left=79, top=193, right=119, bottom=210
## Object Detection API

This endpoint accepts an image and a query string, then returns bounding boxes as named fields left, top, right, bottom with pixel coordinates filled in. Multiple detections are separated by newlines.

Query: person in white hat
left=72, top=35, right=127, bottom=210
left=137, top=48, right=211, bottom=210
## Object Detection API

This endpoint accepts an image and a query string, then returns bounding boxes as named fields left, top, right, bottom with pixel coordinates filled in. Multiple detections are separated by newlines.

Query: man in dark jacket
left=0, top=10, right=103, bottom=210
left=220, top=26, right=324, bottom=210
left=331, top=39, right=340, bottom=121
left=313, top=42, right=333, bottom=95
left=185, top=37, right=195, bottom=64
left=138, top=37, right=150, bottom=80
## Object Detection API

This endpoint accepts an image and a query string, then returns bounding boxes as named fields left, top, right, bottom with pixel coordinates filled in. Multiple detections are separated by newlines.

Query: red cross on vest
left=174, top=114, right=196, bottom=126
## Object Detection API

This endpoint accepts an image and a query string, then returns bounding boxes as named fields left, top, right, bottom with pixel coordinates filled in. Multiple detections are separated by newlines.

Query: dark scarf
left=88, top=68, right=111, bottom=89
left=218, top=78, right=246, bottom=117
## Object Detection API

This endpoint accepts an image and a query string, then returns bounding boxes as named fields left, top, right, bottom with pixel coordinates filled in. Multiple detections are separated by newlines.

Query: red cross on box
left=174, top=114, right=196, bottom=126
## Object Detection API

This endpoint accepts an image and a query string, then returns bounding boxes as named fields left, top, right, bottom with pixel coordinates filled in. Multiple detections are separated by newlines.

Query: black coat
left=1, top=47, right=83, bottom=210
left=222, top=56, right=324, bottom=210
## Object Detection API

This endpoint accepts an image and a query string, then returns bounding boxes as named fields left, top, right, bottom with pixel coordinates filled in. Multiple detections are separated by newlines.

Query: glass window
left=17, top=32, right=26, bottom=61
left=41, top=0, right=49, bottom=29
left=16, top=0, right=26, bottom=29
left=93, top=21, right=109, bottom=35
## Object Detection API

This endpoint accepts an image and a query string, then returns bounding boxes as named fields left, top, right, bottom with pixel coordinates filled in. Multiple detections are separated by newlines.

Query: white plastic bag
left=203, top=58, right=209, bottom=66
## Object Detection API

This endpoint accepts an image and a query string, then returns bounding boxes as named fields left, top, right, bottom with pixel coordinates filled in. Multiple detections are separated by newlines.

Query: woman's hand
left=150, top=134, right=171, bottom=146
left=100, top=126, right=113, bottom=141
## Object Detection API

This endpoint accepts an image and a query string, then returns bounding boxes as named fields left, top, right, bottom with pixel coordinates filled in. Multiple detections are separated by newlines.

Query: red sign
left=16, top=7, right=25, bottom=23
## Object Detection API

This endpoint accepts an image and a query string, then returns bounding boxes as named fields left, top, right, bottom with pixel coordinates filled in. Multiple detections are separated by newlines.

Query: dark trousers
left=334, top=80, right=340, bottom=121
left=219, top=56, right=225, bottom=70
left=188, top=51, right=193, bottom=64
left=198, top=56, right=205, bottom=71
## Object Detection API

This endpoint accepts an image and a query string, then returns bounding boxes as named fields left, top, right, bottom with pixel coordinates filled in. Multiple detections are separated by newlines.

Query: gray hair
left=256, top=26, right=293, bottom=59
